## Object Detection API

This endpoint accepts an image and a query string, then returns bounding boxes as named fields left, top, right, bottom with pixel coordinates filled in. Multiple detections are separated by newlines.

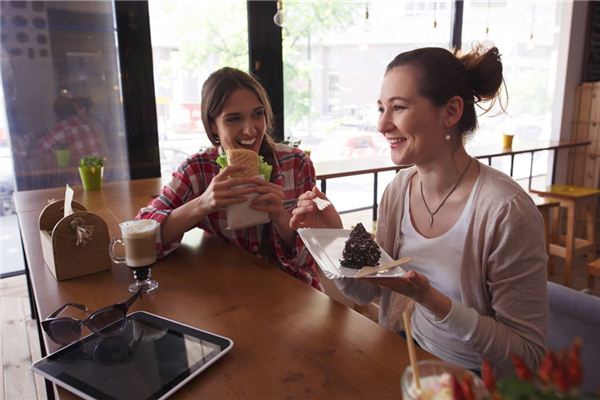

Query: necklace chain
left=419, top=157, right=473, bottom=228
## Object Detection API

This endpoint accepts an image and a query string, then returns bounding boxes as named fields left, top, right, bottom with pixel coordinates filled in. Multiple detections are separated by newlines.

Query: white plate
left=298, top=228, right=406, bottom=279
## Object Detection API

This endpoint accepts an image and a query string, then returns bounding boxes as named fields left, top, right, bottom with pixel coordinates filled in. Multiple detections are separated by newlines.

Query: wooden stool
left=587, top=258, right=600, bottom=290
left=530, top=185, right=600, bottom=287
left=530, top=194, right=561, bottom=275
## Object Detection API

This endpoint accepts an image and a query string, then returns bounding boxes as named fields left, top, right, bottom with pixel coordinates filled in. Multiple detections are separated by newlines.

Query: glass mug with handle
left=109, top=219, right=159, bottom=293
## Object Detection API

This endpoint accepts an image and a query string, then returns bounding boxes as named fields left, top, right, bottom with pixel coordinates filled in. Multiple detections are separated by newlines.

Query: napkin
left=64, top=184, right=74, bottom=218
left=225, top=175, right=270, bottom=230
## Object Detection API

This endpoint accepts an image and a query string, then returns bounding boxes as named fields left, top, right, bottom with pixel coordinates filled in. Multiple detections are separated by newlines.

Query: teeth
left=388, top=137, right=406, bottom=144
left=238, top=138, right=256, bottom=145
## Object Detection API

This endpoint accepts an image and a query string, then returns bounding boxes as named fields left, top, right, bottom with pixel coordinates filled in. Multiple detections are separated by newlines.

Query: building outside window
left=148, top=0, right=248, bottom=179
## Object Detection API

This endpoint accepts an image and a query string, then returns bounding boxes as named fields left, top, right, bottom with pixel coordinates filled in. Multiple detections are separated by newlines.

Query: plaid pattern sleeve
left=136, top=145, right=322, bottom=290
left=136, top=151, right=218, bottom=257
left=269, top=145, right=322, bottom=290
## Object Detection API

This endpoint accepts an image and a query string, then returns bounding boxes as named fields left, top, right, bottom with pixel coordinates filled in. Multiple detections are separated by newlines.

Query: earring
left=213, top=134, right=220, bottom=144
left=445, top=134, right=452, bottom=141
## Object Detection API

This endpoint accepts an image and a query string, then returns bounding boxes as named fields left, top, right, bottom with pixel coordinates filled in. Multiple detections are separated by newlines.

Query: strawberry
left=566, top=338, right=582, bottom=387
left=511, top=355, right=533, bottom=381
left=482, top=359, right=496, bottom=392
left=459, top=373, right=476, bottom=400
left=538, top=351, right=557, bottom=385
left=451, top=374, right=466, bottom=400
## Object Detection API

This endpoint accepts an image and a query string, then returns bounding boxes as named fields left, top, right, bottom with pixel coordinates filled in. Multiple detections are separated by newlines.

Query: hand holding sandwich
left=217, top=149, right=296, bottom=247
left=160, top=165, right=258, bottom=244
left=196, top=165, right=259, bottom=214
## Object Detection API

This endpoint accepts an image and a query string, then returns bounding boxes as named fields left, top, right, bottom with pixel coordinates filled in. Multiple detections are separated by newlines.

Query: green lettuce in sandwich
left=216, top=148, right=273, bottom=181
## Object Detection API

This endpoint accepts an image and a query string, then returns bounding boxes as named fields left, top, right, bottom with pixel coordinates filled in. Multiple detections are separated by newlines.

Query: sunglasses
left=64, top=330, right=144, bottom=365
left=42, top=289, right=142, bottom=346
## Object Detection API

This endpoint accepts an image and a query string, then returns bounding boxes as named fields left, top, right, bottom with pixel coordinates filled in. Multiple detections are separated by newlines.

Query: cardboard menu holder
left=38, top=200, right=111, bottom=280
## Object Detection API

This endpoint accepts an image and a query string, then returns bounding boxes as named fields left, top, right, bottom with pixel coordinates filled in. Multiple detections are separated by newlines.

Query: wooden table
left=15, top=179, right=435, bottom=400
left=314, top=139, right=592, bottom=222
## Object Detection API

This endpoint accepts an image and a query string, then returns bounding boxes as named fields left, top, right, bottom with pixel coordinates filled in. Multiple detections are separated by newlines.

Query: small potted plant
left=282, top=136, right=311, bottom=157
left=78, top=156, right=105, bottom=191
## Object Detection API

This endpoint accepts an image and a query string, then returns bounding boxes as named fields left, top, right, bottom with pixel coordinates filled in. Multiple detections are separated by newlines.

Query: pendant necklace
left=420, top=157, right=473, bottom=228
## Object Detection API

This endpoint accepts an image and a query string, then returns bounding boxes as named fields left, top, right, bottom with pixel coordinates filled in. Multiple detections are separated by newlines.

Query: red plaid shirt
left=40, top=116, right=104, bottom=161
left=137, top=144, right=322, bottom=290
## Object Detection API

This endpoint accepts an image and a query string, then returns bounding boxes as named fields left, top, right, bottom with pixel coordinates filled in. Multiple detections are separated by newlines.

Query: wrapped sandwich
left=216, top=149, right=272, bottom=230
left=216, top=149, right=272, bottom=181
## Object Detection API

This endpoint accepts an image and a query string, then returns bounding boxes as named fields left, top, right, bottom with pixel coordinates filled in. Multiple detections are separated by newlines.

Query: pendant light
left=273, top=0, right=285, bottom=28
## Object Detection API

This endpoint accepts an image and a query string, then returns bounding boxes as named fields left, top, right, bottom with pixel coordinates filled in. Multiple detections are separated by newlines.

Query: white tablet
left=31, top=311, right=233, bottom=400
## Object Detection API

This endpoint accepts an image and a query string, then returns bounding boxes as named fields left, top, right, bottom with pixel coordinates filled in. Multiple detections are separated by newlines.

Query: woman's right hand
left=289, top=187, right=343, bottom=229
left=193, top=165, right=257, bottom=215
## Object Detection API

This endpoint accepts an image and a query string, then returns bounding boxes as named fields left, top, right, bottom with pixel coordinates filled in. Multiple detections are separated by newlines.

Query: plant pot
left=78, top=166, right=104, bottom=191
left=55, top=149, right=71, bottom=167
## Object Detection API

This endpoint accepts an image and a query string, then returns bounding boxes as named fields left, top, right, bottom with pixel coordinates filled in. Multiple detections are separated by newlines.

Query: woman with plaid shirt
left=137, top=68, right=321, bottom=290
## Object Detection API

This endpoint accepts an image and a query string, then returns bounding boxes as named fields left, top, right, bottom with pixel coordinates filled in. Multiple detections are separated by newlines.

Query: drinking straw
left=402, top=310, right=421, bottom=391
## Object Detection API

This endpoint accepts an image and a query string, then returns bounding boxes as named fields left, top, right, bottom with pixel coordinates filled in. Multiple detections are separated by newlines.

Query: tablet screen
left=32, top=311, right=233, bottom=400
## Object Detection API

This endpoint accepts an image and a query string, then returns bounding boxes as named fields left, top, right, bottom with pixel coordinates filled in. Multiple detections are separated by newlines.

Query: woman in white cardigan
left=290, top=45, right=547, bottom=376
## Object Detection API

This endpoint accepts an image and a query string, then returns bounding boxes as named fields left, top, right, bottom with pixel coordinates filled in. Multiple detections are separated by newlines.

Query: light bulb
left=273, top=10, right=285, bottom=27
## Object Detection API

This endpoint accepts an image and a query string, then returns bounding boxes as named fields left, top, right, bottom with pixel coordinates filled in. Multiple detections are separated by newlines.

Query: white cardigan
left=336, top=161, right=548, bottom=376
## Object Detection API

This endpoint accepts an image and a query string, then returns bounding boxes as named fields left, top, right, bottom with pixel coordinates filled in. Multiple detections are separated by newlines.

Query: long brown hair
left=200, top=67, right=276, bottom=163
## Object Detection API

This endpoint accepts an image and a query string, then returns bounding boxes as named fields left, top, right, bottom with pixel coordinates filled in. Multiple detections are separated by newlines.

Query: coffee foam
left=120, top=219, right=158, bottom=239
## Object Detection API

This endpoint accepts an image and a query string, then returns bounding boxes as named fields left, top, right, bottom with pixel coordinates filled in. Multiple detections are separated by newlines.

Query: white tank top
left=401, top=175, right=481, bottom=369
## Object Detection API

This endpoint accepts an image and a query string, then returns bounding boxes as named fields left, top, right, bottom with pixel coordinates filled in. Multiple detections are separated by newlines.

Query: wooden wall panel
left=569, top=83, right=600, bottom=188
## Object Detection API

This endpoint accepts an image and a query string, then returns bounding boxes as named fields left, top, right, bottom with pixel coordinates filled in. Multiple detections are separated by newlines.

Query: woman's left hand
left=249, top=178, right=287, bottom=220
left=361, top=270, right=431, bottom=303
left=362, top=270, right=452, bottom=320
left=250, top=178, right=298, bottom=249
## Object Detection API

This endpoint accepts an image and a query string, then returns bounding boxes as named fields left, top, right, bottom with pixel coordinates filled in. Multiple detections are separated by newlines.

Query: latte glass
left=401, top=360, right=487, bottom=400
left=109, top=219, right=159, bottom=293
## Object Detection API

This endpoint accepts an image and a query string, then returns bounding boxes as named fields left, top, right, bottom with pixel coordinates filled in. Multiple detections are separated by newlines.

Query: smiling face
left=377, top=66, right=448, bottom=166
left=211, top=88, right=266, bottom=153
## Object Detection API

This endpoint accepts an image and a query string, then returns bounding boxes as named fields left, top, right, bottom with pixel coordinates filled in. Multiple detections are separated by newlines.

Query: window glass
left=282, top=1, right=452, bottom=215
left=282, top=1, right=452, bottom=163
left=462, top=1, right=564, bottom=183
left=148, top=0, right=248, bottom=178
left=0, top=1, right=128, bottom=276
left=0, top=1, right=128, bottom=192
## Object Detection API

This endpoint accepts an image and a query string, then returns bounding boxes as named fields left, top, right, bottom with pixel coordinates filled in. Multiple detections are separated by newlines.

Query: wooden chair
left=530, top=185, right=600, bottom=286
left=587, top=258, right=600, bottom=290
left=530, top=194, right=561, bottom=275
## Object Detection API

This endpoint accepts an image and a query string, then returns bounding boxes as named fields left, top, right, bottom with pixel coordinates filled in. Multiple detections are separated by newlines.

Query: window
left=282, top=1, right=453, bottom=163
left=148, top=0, right=248, bottom=178
left=0, top=1, right=129, bottom=191
left=462, top=1, right=564, bottom=185
left=282, top=1, right=452, bottom=213
left=0, top=1, right=128, bottom=276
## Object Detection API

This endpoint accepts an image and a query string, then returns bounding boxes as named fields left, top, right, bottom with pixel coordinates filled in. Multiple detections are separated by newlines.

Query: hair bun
left=459, top=44, right=503, bottom=103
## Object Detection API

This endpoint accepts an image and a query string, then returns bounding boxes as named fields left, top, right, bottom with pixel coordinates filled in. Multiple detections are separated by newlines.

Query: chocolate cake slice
left=340, top=223, right=381, bottom=269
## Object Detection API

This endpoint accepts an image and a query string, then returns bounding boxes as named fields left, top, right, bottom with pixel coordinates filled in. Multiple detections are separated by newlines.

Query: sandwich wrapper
left=217, top=150, right=273, bottom=230
left=226, top=175, right=270, bottom=230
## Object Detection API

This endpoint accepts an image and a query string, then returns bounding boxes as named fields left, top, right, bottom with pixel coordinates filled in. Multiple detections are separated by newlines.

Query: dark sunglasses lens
left=49, top=319, right=81, bottom=344
left=89, top=309, right=125, bottom=335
